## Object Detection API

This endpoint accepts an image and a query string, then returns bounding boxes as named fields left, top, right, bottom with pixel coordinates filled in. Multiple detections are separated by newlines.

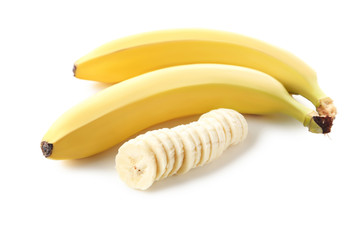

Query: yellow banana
left=42, top=64, right=332, bottom=160
left=74, top=28, right=336, bottom=118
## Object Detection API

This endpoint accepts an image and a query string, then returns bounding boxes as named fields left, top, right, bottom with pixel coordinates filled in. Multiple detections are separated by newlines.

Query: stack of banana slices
left=116, top=109, right=247, bottom=190
left=41, top=29, right=336, bottom=189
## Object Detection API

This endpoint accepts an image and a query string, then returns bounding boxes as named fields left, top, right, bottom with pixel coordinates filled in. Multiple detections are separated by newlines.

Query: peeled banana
left=73, top=28, right=336, bottom=118
left=41, top=64, right=332, bottom=160
left=115, top=109, right=248, bottom=190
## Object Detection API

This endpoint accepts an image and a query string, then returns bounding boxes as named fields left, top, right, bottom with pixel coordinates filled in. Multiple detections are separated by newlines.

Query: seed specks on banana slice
left=173, top=125, right=197, bottom=175
left=115, top=140, right=157, bottom=190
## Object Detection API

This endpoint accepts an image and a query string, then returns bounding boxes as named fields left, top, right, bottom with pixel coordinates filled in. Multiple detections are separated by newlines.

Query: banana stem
left=286, top=96, right=333, bottom=134
left=41, top=141, right=53, bottom=157
left=317, top=97, right=337, bottom=118
left=73, top=65, right=77, bottom=77
left=301, top=84, right=337, bottom=119
left=303, top=113, right=333, bottom=134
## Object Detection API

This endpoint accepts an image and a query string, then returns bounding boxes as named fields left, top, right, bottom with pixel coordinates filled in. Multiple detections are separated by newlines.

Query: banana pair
left=74, top=28, right=336, bottom=118
left=41, top=29, right=336, bottom=160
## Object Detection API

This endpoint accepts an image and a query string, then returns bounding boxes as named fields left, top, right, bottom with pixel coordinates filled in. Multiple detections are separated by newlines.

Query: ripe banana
left=73, top=28, right=336, bottom=118
left=41, top=64, right=333, bottom=160
left=115, top=108, right=248, bottom=190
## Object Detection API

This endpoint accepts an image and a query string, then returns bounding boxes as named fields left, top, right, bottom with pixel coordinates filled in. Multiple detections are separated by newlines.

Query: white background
left=1, top=0, right=359, bottom=239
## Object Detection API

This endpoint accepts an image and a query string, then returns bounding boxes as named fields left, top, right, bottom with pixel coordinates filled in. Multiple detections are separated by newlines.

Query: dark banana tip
left=41, top=141, right=53, bottom=158
left=313, top=116, right=333, bottom=134
left=73, top=64, right=77, bottom=76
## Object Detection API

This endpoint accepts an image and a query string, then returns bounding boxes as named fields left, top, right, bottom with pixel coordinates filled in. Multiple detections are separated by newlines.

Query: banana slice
left=139, top=132, right=167, bottom=180
left=200, top=109, right=232, bottom=148
left=173, top=125, right=196, bottom=175
left=115, top=139, right=157, bottom=190
left=200, top=119, right=219, bottom=164
left=219, top=110, right=242, bottom=145
left=200, top=117, right=226, bottom=161
left=185, top=123, right=202, bottom=168
left=235, top=111, right=248, bottom=142
left=153, top=129, right=175, bottom=180
left=222, top=109, right=248, bottom=144
left=189, top=122, right=211, bottom=167
left=162, top=128, right=184, bottom=176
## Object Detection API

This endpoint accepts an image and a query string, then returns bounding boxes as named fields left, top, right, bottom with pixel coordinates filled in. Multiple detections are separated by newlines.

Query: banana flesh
left=153, top=130, right=175, bottom=179
left=190, top=123, right=211, bottom=167
left=140, top=132, right=167, bottom=180
left=74, top=28, right=336, bottom=118
left=199, top=118, right=227, bottom=160
left=115, top=139, right=157, bottom=190
left=172, top=125, right=197, bottom=175
left=115, top=109, right=248, bottom=190
left=162, top=129, right=184, bottom=176
left=41, top=64, right=332, bottom=160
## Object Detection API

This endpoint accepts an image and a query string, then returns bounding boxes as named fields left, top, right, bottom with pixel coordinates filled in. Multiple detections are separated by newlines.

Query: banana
left=200, top=110, right=232, bottom=148
left=115, top=139, right=157, bottom=190
left=201, top=108, right=248, bottom=146
left=115, top=108, right=248, bottom=190
left=172, top=125, right=197, bottom=175
left=153, top=129, right=175, bottom=179
left=162, top=129, right=184, bottom=176
left=189, top=122, right=211, bottom=167
left=200, top=118, right=227, bottom=160
left=222, top=109, right=248, bottom=144
left=41, top=64, right=333, bottom=160
left=140, top=132, right=167, bottom=180
left=185, top=124, right=202, bottom=167
left=202, top=121, right=220, bottom=164
left=74, top=28, right=336, bottom=118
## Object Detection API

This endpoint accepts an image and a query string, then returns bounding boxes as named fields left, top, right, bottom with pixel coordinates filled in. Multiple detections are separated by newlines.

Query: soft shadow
left=246, top=113, right=299, bottom=128
left=90, top=81, right=114, bottom=91
left=62, top=143, right=121, bottom=171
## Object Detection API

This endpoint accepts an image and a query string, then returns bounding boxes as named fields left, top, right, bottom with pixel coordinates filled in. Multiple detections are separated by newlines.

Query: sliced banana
left=115, top=139, right=157, bottom=190
left=219, top=110, right=242, bottom=145
left=139, top=132, right=167, bottom=180
left=162, top=128, right=184, bottom=176
left=200, top=109, right=232, bottom=148
left=185, top=123, right=202, bottom=168
left=189, top=122, right=211, bottom=167
left=222, top=109, right=248, bottom=144
left=200, top=117, right=226, bottom=161
left=153, top=129, right=176, bottom=179
left=173, top=125, right=196, bottom=175
left=199, top=119, right=219, bottom=163
left=234, top=111, right=248, bottom=142
left=115, top=108, right=248, bottom=190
